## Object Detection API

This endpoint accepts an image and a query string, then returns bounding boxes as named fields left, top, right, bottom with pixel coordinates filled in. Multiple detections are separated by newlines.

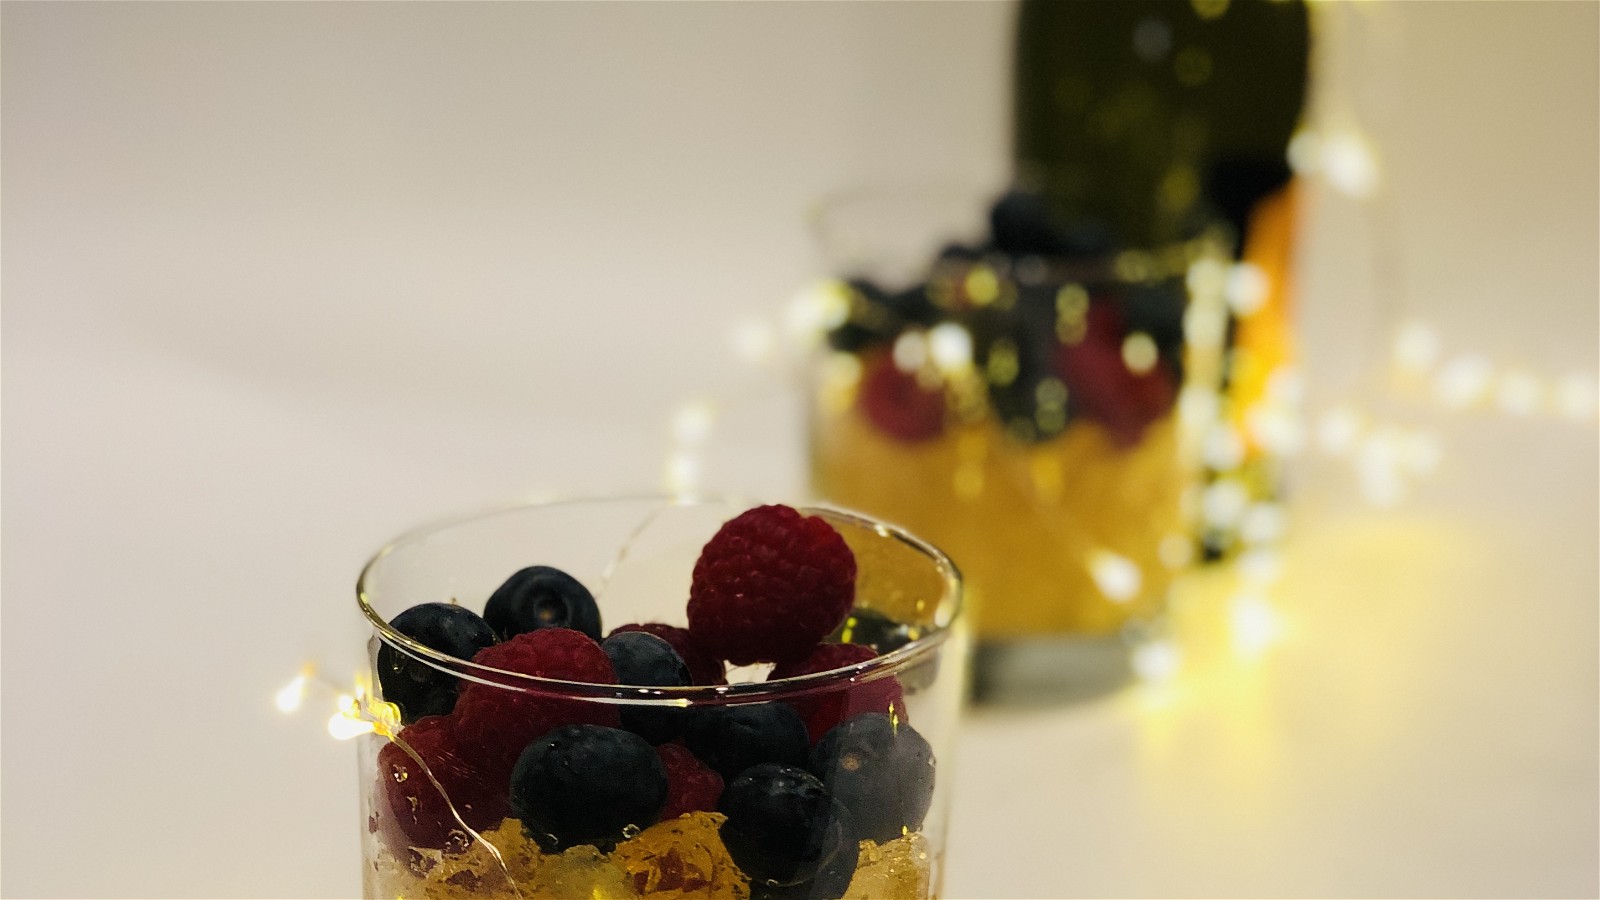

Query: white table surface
left=4, top=3, right=1595, bottom=897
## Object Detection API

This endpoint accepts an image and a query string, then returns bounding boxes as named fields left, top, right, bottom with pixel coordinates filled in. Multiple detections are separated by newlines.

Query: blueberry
left=988, top=190, right=1115, bottom=258
left=376, top=602, right=498, bottom=724
left=809, top=713, right=935, bottom=845
left=601, top=631, right=691, bottom=744
left=509, top=724, right=667, bottom=852
left=828, top=608, right=920, bottom=655
left=719, top=764, right=855, bottom=891
left=684, top=703, right=808, bottom=780
left=483, top=566, right=601, bottom=642
left=748, top=817, right=858, bottom=900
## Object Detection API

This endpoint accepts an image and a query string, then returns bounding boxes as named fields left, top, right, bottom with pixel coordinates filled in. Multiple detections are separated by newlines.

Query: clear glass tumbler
left=807, top=188, right=1230, bottom=701
left=355, top=496, right=966, bottom=899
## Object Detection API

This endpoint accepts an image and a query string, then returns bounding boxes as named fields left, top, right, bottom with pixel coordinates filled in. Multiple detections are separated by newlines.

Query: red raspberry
left=1055, top=302, right=1177, bottom=448
left=655, top=743, right=724, bottom=820
left=686, top=505, right=857, bottom=665
left=609, top=622, right=726, bottom=685
left=858, top=349, right=947, bottom=442
left=770, top=643, right=906, bottom=742
left=376, top=715, right=509, bottom=853
left=452, top=628, right=619, bottom=776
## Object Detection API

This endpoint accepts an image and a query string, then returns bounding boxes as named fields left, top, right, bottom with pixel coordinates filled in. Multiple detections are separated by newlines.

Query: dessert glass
left=355, top=495, right=966, bottom=899
left=807, top=189, right=1229, bottom=701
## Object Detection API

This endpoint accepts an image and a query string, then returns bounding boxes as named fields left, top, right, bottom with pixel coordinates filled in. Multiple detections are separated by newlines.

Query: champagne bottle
left=1013, top=0, right=1310, bottom=250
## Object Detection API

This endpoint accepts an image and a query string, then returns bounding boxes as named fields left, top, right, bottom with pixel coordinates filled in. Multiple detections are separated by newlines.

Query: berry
left=602, top=631, right=691, bottom=744
left=747, top=820, right=858, bottom=900
left=376, top=603, right=498, bottom=724
left=857, top=350, right=947, bottom=443
left=809, top=713, right=935, bottom=845
left=682, top=703, right=808, bottom=780
left=719, top=764, right=854, bottom=890
left=453, top=629, right=618, bottom=775
left=828, top=607, right=920, bottom=655
left=610, top=623, right=726, bottom=685
left=687, top=505, right=857, bottom=665
left=483, top=566, right=602, bottom=642
left=509, top=724, right=668, bottom=852
left=655, top=743, right=724, bottom=820
left=771, top=644, right=905, bottom=743
left=1054, top=301, right=1177, bottom=448
left=375, top=716, right=508, bottom=853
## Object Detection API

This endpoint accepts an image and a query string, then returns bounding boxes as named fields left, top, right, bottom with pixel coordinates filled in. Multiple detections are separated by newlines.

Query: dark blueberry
left=719, top=764, right=854, bottom=890
left=748, top=816, right=858, bottom=900
left=601, top=631, right=691, bottom=744
left=483, top=566, right=601, bottom=642
left=828, top=608, right=919, bottom=655
left=508, top=724, right=667, bottom=852
left=886, top=285, right=941, bottom=328
left=376, top=602, right=498, bottom=724
left=989, top=189, right=1115, bottom=258
left=809, top=713, right=935, bottom=845
left=684, top=703, right=808, bottom=780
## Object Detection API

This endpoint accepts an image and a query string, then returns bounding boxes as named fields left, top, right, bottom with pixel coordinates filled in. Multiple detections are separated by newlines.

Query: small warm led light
left=1554, top=373, right=1598, bottom=421
left=275, top=674, right=309, bottom=714
left=893, top=331, right=928, bottom=373
left=1236, top=548, right=1283, bottom=585
left=928, top=322, right=973, bottom=372
left=1247, top=404, right=1307, bottom=456
left=1287, top=129, right=1321, bottom=174
left=328, top=712, right=376, bottom=741
left=1088, top=549, right=1142, bottom=602
left=1132, top=639, right=1182, bottom=683
left=786, top=281, right=850, bottom=339
left=729, top=319, right=776, bottom=365
left=1121, top=332, right=1160, bottom=374
left=664, top=453, right=700, bottom=495
left=1178, top=385, right=1221, bottom=430
left=1316, top=406, right=1364, bottom=456
left=1322, top=129, right=1380, bottom=198
left=1393, top=321, right=1441, bottom=374
left=964, top=266, right=1001, bottom=307
left=1225, top=263, right=1269, bottom=316
left=670, top=401, right=717, bottom=447
left=1183, top=305, right=1228, bottom=350
left=1201, top=479, right=1250, bottom=528
left=1202, top=423, right=1247, bottom=471
left=1185, top=257, right=1229, bottom=299
left=1356, top=432, right=1405, bottom=507
left=1230, top=593, right=1283, bottom=658
left=1435, top=355, right=1493, bottom=409
left=1238, top=503, right=1287, bottom=546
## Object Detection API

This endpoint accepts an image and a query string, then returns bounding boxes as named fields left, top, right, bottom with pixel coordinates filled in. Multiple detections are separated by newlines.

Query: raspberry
left=771, top=643, right=906, bottom=742
left=375, top=715, right=509, bottom=853
left=858, top=349, right=947, bottom=442
left=655, top=743, right=724, bottom=820
left=687, top=505, right=857, bottom=666
left=1055, top=301, right=1177, bottom=448
left=452, top=628, right=619, bottom=775
left=609, top=622, right=726, bottom=686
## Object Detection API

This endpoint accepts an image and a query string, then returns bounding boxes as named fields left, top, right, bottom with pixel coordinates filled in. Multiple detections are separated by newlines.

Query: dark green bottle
left=1013, top=0, right=1311, bottom=250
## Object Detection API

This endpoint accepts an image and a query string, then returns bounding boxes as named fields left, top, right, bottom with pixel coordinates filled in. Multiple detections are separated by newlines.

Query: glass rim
left=807, top=180, right=1230, bottom=285
left=356, top=493, right=963, bottom=706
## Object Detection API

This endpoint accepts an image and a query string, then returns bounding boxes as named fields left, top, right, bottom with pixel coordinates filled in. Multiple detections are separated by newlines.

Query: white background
left=3, top=3, right=1595, bottom=898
